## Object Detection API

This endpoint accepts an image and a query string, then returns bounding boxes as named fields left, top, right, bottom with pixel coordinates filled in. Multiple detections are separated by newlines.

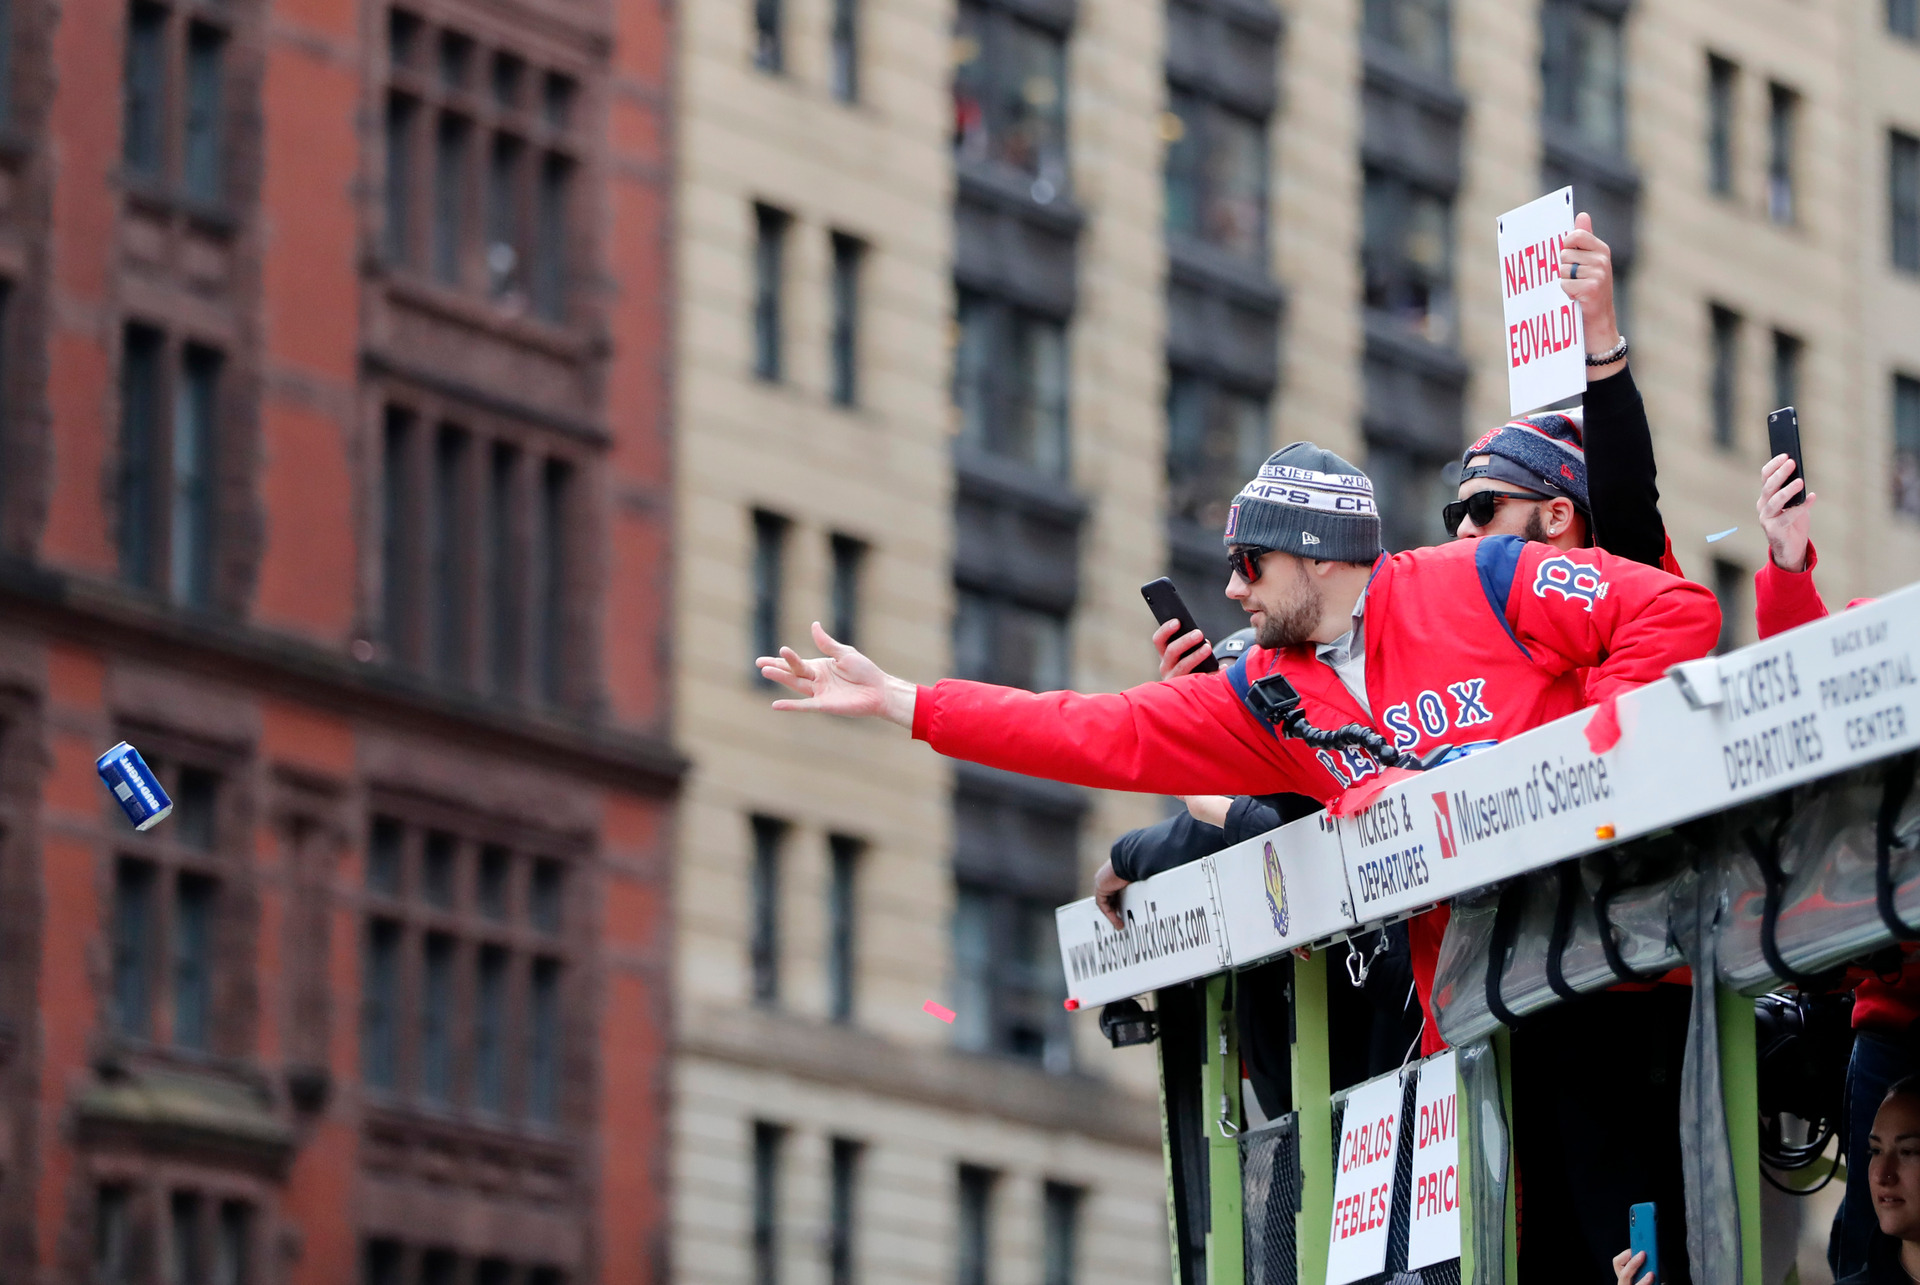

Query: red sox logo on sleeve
left=1531, top=554, right=1609, bottom=612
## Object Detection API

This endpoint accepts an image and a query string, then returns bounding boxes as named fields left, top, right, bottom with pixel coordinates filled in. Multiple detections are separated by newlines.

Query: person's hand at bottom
left=1093, top=860, right=1129, bottom=929
left=1153, top=618, right=1213, bottom=680
left=1612, top=1249, right=1652, bottom=1285
left=1757, top=453, right=1815, bottom=573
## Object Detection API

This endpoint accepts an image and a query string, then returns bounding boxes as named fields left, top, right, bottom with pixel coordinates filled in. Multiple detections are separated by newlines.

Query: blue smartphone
left=1628, top=1202, right=1660, bottom=1284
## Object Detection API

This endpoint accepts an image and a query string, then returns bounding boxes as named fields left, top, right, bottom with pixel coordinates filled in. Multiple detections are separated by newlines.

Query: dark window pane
left=530, top=857, right=563, bottom=934
left=387, top=11, right=420, bottom=65
left=487, top=135, right=524, bottom=297
left=755, top=0, right=782, bottom=73
left=363, top=1238, right=403, bottom=1285
left=543, top=73, right=575, bottom=131
left=1164, top=102, right=1266, bottom=259
left=1366, top=441, right=1452, bottom=553
left=486, top=443, right=519, bottom=694
left=1771, top=330, right=1803, bottom=416
left=953, top=293, right=1069, bottom=476
left=1895, top=374, right=1920, bottom=520
left=174, top=873, right=215, bottom=1051
left=173, top=765, right=218, bottom=851
left=423, top=830, right=456, bottom=907
left=1713, top=558, right=1746, bottom=654
left=528, top=1271, right=565, bottom=1285
left=829, top=1138, right=860, bottom=1285
left=381, top=408, right=415, bottom=656
left=828, top=534, right=866, bottom=649
left=1364, top=0, right=1449, bottom=73
left=830, top=233, right=863, bottom=405
left=1711, top=304, right=1741, bottom=449
left=119, top=325, right=164, bottom=589
left=753, top=1121, right=785, bottom=1285
left=957, top=1166, right=995, bottom=1285
left=385, top=95, right=418, bottom=266
left=421, top=932, right=454, bottom=1102
left=183, top=23, right=224, bottom=203
left=1042, top=1183, right=1080, bottom=1285
left=1708, top=56, right=1736, bottom=196
left=96, top=1185, right=134, bottom=1285
left=369, top=815, right=403, bottom=895
left=477, top=1261, right=512, bottom=1285
left=1363, top=168, right=1455, bottom=344
left=830, top=0, right=858, bottom=102
left=214, top=1201, right=248, bottom=1285
left=532, top=153, right=570, bottom=321
left=474, top=944, right=507, bottom=1112
left=421, top=1249, right=457, bottom=1285
left=750, top=815, right=784, bottom=1005
left=433, top=114, right=471, bottom=285
left=1894, top=131, right=1920, bottom=274
left=477, top=844, right=510, bottom=919
left=1163, top=92, right=1205, bottom=242
left=1166, top=374, right=1268, bottom=532
left=827, top=835, right=859, bottom=1023
left=437, top=30, right=470, bottom=89
left=0, top=0, right=16, bottom=127
left=1768, top=83, right=1797, bottom=225
left=172, top=346, right=220, bottom=609
left=124, top=1, right=167, bottom=178
left=1895, top=0, right=1920, bottom=39
left=750, top=510, right=789, bottom=676
left=430, top=427, right=469, bottom=681
left=171, top=1191, right=201, bottom=1285
left=113, top=859, right=155, bottom=1038
left=753, top=205, right=789, bottom=380
left=361, top=919, right=401, bottom=1089
left=534, top=458, right=571, bottom=703
left=952, top=591, right=1068, bottom=693
left=953, top=8, right=1067, bottom=191
left=491, top=53, right=523, bottom=108
left=1542, top=1, right=1624, bottom=153
left=527, top=956, right=561, bottom=1122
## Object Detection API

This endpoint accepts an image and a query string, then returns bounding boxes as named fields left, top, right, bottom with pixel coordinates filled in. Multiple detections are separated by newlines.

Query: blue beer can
left=96, top=742, right=174, bottom=831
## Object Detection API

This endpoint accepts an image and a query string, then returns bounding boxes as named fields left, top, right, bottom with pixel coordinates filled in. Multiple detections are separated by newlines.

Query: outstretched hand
left=1757, top=453, right=1815, bottom=573
left=757, top=622, right=919, bottom=729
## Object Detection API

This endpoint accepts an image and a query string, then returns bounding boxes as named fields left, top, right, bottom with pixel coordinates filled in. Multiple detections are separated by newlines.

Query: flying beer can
left=96, top=742, right=174, bottom=831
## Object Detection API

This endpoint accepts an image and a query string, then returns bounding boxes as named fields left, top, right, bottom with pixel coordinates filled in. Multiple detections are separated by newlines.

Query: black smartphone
left=1140, top=578, right=1219, bottom=673
left=1767, top=406, right=1807, bottom=508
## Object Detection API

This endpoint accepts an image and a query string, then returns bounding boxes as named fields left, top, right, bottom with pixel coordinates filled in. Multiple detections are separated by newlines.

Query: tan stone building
left=669, top=1, right=1920, bottom=1282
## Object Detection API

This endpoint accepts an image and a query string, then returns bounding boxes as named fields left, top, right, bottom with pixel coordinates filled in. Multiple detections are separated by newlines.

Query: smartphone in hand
left=1627, top=1202, right=1660, bottom=1285
left=1140, top=578, right=1219, bottom=674
left=1767, top=407, right=1808, bottom=509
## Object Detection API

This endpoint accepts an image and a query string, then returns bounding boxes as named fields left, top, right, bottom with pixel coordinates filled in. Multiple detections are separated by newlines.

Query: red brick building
left=0, top=0, right=678, bottom=1278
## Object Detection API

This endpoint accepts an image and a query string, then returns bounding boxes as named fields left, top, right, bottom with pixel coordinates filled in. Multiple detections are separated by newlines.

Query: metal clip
left=1345, top=933, right=1388, bottom=988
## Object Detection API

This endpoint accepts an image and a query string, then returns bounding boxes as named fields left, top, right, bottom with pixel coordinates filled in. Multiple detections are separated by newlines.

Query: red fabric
left=1584, top=697, right=1622, bottom=753
left=912, top=537, right=1722, bottom=1047
left=1408, top=906, right=1451, bottom=1056
left=1754, top=540, right=1829, bottom=640
left=1658, top=533, right=1684, bottom=579
left=1330, top=767, right=1424, bottom=818
left=1854, top=952, right=1920, bottom=1031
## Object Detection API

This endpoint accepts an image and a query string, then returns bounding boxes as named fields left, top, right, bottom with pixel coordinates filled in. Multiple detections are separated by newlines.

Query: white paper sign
left=1327, top=1071, right=1405, bottom=1285
left=1407, top=1051, right=1462, bottom=1269
left=1497, top=187, right=1585, bottom=415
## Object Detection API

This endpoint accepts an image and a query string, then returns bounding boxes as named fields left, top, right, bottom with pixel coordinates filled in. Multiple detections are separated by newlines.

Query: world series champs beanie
left=1223, top=442, right=1382, bottom=565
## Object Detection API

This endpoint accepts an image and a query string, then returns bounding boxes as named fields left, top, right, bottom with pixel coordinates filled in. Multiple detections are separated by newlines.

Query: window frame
left=1767, top=81, right=1799, bottom=226
left=1894, top=372, right=1920, bottom=521
left=1710, top=303, right=1742, bottom=451
left=1893, top=129, right=1920, bottom=275
left=1706, top=55, right=1737, bottom=197
left=117, top=322, right=227, bottom=610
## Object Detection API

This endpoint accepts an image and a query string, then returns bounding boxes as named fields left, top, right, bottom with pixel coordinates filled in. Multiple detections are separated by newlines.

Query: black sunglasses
left=1226, top=545, right=1276, bottom=583
left=1442, top=488, right=1549, bottom=537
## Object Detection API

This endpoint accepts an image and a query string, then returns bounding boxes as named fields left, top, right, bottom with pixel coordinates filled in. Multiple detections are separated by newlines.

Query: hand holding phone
left=1141, top=578, right=1218, bottom=674
left=1767, top=407, right=1807, bottom=509
left=1625, top=1202, right=1660, bottom=1285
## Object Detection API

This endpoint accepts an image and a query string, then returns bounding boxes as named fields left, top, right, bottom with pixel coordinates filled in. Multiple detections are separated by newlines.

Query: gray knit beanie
left=1223, top=442, right=1382, bottom=564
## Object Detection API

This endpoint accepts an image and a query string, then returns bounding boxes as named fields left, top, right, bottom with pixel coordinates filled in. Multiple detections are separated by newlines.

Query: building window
left=173, top=872, right=215, bottom=1051
left=1712, top=558, right=1746, bottom=654
left=1042, top=1183, right=1082, bottom=1285
left=1896, top=373, right=1920, bottom=520
left=1710, top=304, right=1741, bottom=450
left=753, top=1121, right=786, bottom=1285
left=121, top=1, right=231, bottom=204
left=1363, top=0, right=1449, bottom=72
left=954, top=291, right=1070, bottom=477
left=1767, top=83, right=1798, bottom=225
left=828, top=1138, right=861, bottom=1285
left=754, top=0, right=781, bottom=73
left=1542, top=1, right=1625, bottom=154
left=182, top=23, right=225, bottom=204
left=1894, top=131, right=1920, bottom=274
left=385, top=12, right=582, bottom=319
left=952, top=2, right=1069, bottom=197
left=753, top=204, right=790, bottom=381
left=828, top=533, right=866, bottom=649
left=1771, top=330, right=1803, bottom=415
left=1892, top=0, right=1918, bottom=39
left=358, top=811, right=572, bottom=1126
left=1166, top=372, right=1268, bottom=535
left=112, top=858, right=157, bottom=1038
left=1707, top=55, right=1737, bottom=196
left=749, top=815, right=785, bottom=1006
left=118, top=326, right=223, bottom=608
left=378, top=399, right=580, bottom=702
left=750, top=509, right=789, bottom=676
left=1163, top=91, right=1268, bottom=261
left=123, top=2, right=169, bottom=182
left=826, top=834, right=860, bottom=1022
left=956, top=1165, right=996, bottom=1285
left=1363, top=169, right=1455, bottom=345
left=364, top=1241, right=562, bottom=1285
left=953, top=591, right=1068, bottom=693
left=830, top=232, right=863, bottom=406
left=96, top=1185, right=134, bottom=1285
left=830, top=0, right=858, bottom=102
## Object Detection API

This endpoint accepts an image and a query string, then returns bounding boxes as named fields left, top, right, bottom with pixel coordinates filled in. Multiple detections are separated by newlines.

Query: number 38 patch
left=1532, top=554, right=1610, bottom=611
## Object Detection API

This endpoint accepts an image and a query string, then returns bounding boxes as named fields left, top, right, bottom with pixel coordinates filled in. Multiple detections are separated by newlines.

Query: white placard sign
left=1497, top=187, right=1585, bottom=415
left=1327, top=1071, right=1405, bottom=1285
left=1406, top=1052, right=1462, bottom=1270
